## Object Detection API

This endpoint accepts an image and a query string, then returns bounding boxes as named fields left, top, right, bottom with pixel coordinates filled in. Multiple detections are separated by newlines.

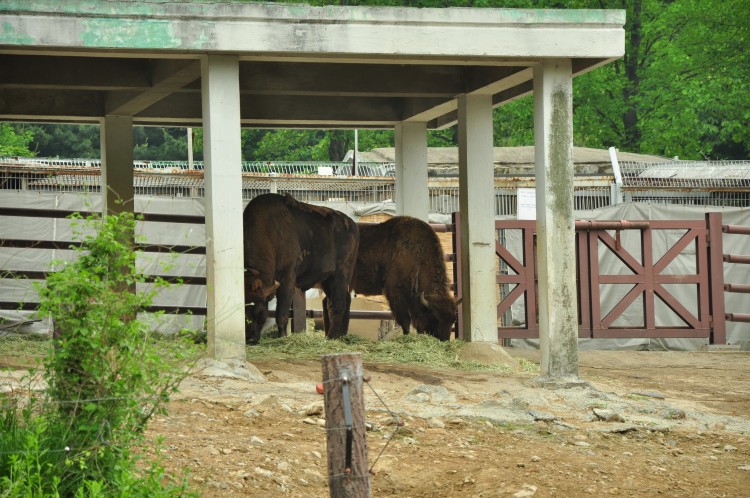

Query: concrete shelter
left=0, top=1, right=625, bottom=380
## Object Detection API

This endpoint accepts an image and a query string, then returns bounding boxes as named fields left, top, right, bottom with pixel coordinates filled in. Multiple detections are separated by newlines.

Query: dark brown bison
left=243, top=193, right=359, bottom=344
left=352, top=216, right=457, bottom=341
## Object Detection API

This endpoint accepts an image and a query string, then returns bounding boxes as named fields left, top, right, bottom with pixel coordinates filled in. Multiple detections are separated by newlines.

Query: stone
left=631, top=391, right=665, bottom=399
left=194, top=358, right=267, bottom=382
left=662, top=408, right=686, bottom=420
left=529, top=410, right=557, bottom=422
left=593, top=408, right=625, bottom=423
left=301, top=402, right=324, bottom=416
left=254, top=467, right=273, bottom=478
left=405, top=384, right=456, bottom=403
left=458, top=342, right=521, bottom=371
left=428, top=417, right=446, bottom=429
left=513, top=483, right=538, bottom=497
left=250, top=436, right=265, bottom=446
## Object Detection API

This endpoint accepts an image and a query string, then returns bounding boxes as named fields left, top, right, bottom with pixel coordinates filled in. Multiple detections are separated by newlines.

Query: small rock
left=301, top=402, right=323, bottom=416
left=303, top=418, right=317, bottom=425
left=428, top=418, right=445, bottom=429
left=303, top=468, right=323, bottom=479
left=250, top=436, right=265, bottom=446
left=221, top=448, right=232, bottom=455
left=662, top=408, right=686, bottom=420
left=243, top=409, right=261, bottom=419
left=277, top=461, right=289, bottom=472
left=531, top=455, right=541, bottom=462
left=316, top=418, right=326, bottom=427
left=724, top=445, right=738, bottom=452
left=631, top=391, right=665, bottom=399
left=513, top=483, right=538, bottom=497
left=206, top=480, right=230, bottom=489
left=574, top=441, right=591, bottom=447
left=738, top=465, right=750, bottom=471
left=529, top=410, right=556, bottom=422
left=208, top=447, right=220, bottom=456
left=593, top=408, right=625, bottom=423
left=312, top=450, right=322, bottom=459
left=254, top=467, right=273, bottom=478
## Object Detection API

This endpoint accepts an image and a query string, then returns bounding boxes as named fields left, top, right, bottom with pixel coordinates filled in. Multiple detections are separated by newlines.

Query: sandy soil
left=144, top=349, right=750, bottom=497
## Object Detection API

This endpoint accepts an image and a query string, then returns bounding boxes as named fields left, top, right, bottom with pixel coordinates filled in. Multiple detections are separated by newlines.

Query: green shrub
left=0, top=212, right=198, bottom=497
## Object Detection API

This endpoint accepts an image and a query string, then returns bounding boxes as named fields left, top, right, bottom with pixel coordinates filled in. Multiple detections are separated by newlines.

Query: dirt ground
left=145, top=349, right=750, bottom=497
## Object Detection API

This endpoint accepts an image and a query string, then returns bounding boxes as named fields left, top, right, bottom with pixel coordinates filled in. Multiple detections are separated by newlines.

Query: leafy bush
left=0, top=212, right=198, bottom=497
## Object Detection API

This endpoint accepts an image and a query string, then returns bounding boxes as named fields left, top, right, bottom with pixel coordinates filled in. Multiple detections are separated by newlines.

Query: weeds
left=0, top=212, right=199, bottom=497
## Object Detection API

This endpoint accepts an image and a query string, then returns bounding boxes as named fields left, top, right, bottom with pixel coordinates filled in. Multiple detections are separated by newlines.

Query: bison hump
left=282, top=193, right=333, bottom=219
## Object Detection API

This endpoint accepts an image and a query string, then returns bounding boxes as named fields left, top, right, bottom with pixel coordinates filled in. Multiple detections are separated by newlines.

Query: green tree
left=0, top=122, right=35, bottom=156
left=22, top=123, right=100, bottom=158
left=640, top=0, right=749, bottom=159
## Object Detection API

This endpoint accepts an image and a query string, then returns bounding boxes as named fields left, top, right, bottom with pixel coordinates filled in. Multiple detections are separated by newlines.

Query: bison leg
left=322, top=296, right=330, bottom=336
left=244, top=279, right=266, bottom=345
left=321, top=281, right=351, bottom=340
left=385, top=288, right=412, bottom=335
left=274, top=284, right=294, bottom=338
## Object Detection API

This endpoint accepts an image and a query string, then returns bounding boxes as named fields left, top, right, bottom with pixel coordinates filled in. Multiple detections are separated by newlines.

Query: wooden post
left=706, top=212, right=726, bottom=344
left=321, top=353, right=370, bottom=498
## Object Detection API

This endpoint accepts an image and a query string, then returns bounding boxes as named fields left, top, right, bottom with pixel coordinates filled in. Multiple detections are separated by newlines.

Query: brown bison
left=243, top=193, right=359, bottom=344
left=352, top=216, right=457, bottom=341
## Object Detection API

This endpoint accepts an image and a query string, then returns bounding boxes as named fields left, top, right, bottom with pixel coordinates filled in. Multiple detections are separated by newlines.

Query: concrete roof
left=0, top=1, right=625, bottom=129
left=352, top=146, right=666, bottom=175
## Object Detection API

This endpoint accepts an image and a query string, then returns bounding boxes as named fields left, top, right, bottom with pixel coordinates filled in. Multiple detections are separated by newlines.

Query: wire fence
left=2, top=156, right=750, bottom=214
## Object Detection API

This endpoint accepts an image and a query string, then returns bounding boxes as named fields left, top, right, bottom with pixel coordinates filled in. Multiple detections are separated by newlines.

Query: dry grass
left=247, top=330, right=514, bottom=372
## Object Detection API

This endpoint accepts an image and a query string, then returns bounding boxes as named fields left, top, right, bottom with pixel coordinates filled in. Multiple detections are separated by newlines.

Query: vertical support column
left=101, top=115, right=134, bottom=215
left=707, top=212, right=726, bottom=344
left=394, top=122, right=429, bottom=221
left=533, top=60, right=579, bottom=379
left=457, top=94, right=497, bottom=343
left=201, top=55, right=246, bottom=361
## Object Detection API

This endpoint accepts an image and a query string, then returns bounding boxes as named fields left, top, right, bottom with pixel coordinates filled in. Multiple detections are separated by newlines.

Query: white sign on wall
left=517, top=188, right=537, bottom=220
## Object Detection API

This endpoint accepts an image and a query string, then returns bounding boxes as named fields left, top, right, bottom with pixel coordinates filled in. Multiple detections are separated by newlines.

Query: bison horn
left=263, top=280, right=281, bottom=299
left=420, top=292, right=430, bottom=308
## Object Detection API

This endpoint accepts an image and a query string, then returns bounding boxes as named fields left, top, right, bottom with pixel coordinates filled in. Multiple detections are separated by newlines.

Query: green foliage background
left=1, top=0, right=747, bottom=161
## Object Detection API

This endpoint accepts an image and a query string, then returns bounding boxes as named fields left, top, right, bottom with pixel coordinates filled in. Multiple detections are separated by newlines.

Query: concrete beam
left=533, top=60, right=579, bottom=380
left=201, top=55, right=246, bottom=362
left=106, top=60, right=200, bottom=115
left=0, top=3, right=626, bottom=62
left=457, top=94, right=497, bottom=343
left=394, top=122, right=429, bottom=221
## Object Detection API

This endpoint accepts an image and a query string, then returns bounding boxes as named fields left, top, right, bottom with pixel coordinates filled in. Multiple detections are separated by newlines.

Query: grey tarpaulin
left=1, top=191, right=747, bottom=349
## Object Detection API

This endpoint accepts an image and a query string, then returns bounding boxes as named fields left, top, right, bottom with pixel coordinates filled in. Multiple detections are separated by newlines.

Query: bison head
left=416, top=291, right=458, bottom=341
left=245, top=268, right=280, bottom=344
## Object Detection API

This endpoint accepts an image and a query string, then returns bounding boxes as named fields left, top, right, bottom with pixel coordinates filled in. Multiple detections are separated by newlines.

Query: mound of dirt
left=139, top=350, right=750, bottom=497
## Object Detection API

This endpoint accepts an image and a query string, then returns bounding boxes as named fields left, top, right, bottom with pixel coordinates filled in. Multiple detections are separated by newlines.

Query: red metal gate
left=452, top=212, right=744, bottom=343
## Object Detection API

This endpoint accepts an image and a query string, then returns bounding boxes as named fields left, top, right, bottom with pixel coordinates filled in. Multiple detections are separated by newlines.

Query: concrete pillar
left=457, top=94, right=497, bottom=343
left=533, top=60, right=579, bottom=379
left=394, top=122, right=429, bottom=221
left=201, top=55, right=246, bottom=361
left=100, top=115, right=134, bottom=215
